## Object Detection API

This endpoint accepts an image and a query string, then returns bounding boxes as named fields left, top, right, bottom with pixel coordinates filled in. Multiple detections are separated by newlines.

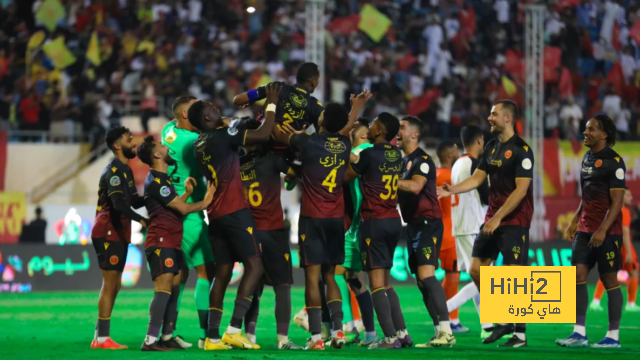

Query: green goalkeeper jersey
left=161, top=121, right=206, bottom=203
left=345, top=142, right=373, bottom=242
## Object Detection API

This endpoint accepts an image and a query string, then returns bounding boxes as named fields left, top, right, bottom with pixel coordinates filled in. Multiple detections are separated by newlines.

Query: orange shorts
left=621, top=245, right=639, bottom=272
left=439, top=246, right=458, bottom=272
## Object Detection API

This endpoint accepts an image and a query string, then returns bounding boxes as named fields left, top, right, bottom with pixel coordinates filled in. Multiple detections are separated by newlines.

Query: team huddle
left=88, top=63, right=637, bottom=351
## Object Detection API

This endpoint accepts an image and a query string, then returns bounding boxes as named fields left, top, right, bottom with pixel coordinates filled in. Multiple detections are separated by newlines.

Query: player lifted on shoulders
left=136, top=136, right=215, bottom=351
left=189, top=83, right=282, bottom=350
left=435, top=141, right=468, bottom=333
left=445, top=125, right=493, bottom=338
left=396, top=116, right=455, bottom=348
left=161, top=96, right=215, bottom=349
left=590, top=188, right=639, bottom=312
left=236, top=118, right=301, bottom=350
left=90, top=126, right=148, bottom=350
left=557, top=115, right=626, bottom=348
left=273, top=91, right=371, bottom=350
left=438, top=100, right=534, bottom=348
left=345, top=112, right=409, bottom=349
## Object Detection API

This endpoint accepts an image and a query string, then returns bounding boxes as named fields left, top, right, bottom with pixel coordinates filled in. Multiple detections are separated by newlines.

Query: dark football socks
left=274, top=285, right=292, bottom=336
left=386, top=287, right=407, bottom=332
left=355, top=290, right=376, bottom=333
left=327, top=299, right=344, bottom=333
left=207, top=307, right=223, bottom=339
left=230, top=297, right=252, bottom=329
left=145, top=291, right=171, bottom=343
left=161, top=285, right=180, bottom=339
left=371, top=287, right=397, bottom=338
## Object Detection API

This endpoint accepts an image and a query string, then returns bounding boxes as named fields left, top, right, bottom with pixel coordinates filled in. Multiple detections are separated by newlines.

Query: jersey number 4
left=322, top=169, right=338, bottom=193
left=380, top=175, right=399, bottom=200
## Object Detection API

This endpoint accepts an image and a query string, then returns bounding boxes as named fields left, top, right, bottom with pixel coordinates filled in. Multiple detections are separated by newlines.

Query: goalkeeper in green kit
left=161, top=95, right=215, bottom=349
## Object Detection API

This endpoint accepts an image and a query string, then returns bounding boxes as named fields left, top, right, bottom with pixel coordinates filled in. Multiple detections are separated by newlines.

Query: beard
left=165, top=154, right=177, bottom=166
left=122, top=146, right=136, bottom=159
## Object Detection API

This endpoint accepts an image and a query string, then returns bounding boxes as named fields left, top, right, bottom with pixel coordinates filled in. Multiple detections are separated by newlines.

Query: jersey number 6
left=249, top=182, right=263, bottom=207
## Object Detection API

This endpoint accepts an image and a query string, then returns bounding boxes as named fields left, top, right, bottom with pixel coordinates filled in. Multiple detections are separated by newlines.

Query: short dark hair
left=494, top=99, right=519, bottom=119
left=187, top=100, right=205, bottom=131
left=377, top=112, right=400, bottom=142
left=593, top=114, right=618, bottom=147
left=401, top=116, right=425, bottom=140
left=296, top=62, right=320, bottom=84
left=172, top=95, right=196, bottom=114
left=323, top=103, right=349, bottom=133
left=460, top=125, right=484, bottom=148
left=436, top=140, right=457, bottom=162
left=356, top=117, right=370, bottom=128
left=105, top=126, right=131, bottom=150
left=35, top=207, right=42, bottom=216
left=135, top=135, right=156, bottom=166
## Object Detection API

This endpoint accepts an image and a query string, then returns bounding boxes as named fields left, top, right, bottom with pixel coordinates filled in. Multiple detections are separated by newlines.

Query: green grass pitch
left=1, top=285, right=639, bottom=359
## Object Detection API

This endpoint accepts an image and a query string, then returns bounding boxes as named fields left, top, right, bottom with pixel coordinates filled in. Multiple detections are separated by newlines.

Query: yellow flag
left=122, top=33, right=138, bottom=57
left=502, top=76, right=517, bottom=96
left=35, top=0, right=66, bottom=32
left=156, top=54, right=168, bottom=71
left=42, top=37, right=76, bottom=69
left=86, top=32, right=101, bottom=66
left=26, top=31, right=46, bottom=67
left=358, top=4, right=392, bottom=43
left=137, top=40, right=155, bottom=56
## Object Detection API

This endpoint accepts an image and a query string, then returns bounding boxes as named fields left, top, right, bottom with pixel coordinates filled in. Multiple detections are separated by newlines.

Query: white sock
left=627, top=302, right=635, bottom=306
left=440, top=320, right=452, bottom=335
left=247, top=333, right=256, bottom=343
left=514, top=332, right=526, bottom=341
left=97, top=336, right=108, bottom=344
left=311, top=334, right=322, bottom=342
left=226, top=325, right=241, bottom=335
left=346, top=321, right=354, bottom=330
left=473, top=294, right=481, bottom=315
left=481, top=323, right=493, bottom=330
left=573, top=325, right=586, bottom=336
left=446, top=282, right=479, bottom=312
left=592, top=299, right=600, bottom=306
left=606, top=329, right=619, bottom=341
left=161, top=334, right=172, bottom=341
left=208, top=338, right=220, bottom=343
left=397, top=329, right=408, bottom=338
left=94, top=330, right=98, bottom=341
left=277, top=335, right=289, bottom=343
left=144, top=335, right=157, bottom=345
left=433, top=325, right=440, bottom=335
left=385, top=336, right=397, bottom=343
left=451, top=318, right=460, bottom=326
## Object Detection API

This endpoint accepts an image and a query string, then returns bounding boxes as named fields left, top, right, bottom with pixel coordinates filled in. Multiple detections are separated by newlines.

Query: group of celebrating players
left=87, top=62, right=637, bottom=351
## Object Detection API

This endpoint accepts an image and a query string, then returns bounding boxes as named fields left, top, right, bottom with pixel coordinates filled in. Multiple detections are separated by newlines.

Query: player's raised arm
left=244, top=82, right=282, bottom=145
left=338, top=90, right=371, bottom=136
left=168, top=181, right=216, bottom=215
left=233, top=83, right=270, bottom=107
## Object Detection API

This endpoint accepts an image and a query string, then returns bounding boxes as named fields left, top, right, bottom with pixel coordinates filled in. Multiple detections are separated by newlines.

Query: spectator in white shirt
left=616, top=101, right=631, bottom=140
left=559, top=97, right=583, bottom=140
left=494, top=0, right=510, bottom=24
left=602, top=88, right=622, bottom=119
left=437, top=88, right=455, bottom=139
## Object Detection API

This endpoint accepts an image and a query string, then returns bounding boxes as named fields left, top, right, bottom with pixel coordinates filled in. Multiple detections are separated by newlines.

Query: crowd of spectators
left=0, top=0, right=640, bottom=145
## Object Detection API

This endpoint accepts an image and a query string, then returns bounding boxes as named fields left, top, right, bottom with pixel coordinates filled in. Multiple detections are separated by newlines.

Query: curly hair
left=593, top=114, right=617, bottom=147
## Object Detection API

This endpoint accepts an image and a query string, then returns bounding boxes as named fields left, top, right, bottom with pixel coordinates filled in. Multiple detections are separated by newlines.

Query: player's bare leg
left=626, top=269, right=639, bottom=311
left=142, top=272, right=177, bottom=351
left=303, top=265, right=326, bottom=350
left=557, top=264, right=593, bottom=347
left=590, top=280, right=606, bottom=311
left=91, top=270, right=127, bottom=350
left=366, top=268, right=402, bottom=349
left=220, top=257, right=264, bottom=349
left=347, top=271, right=378, bottom=346
left=196, top=262, right=216, bottom=348
left=415, top=265, right=455, bottom=347
left=322, top=264, right=346, bottom=348
left=592, top=271, right=623, bottom=347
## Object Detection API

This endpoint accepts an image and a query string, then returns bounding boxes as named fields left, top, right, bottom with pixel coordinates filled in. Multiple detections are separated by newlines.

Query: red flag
left=630, top=19, right=640, bottom=45
left=613, top=22, right=621, bottom=51
left=328, top=15, right=361, bottom=35
left=407, top=88, right=440, bottom=116
left=544, top=47, right=562, bottom=82
left=504, top=50, right=523, bottom=77
left=559, top=67, right=573, bottom=99
left=460, top=7, right=476, bottom=34
left=606, top=62, right=625, bottom=95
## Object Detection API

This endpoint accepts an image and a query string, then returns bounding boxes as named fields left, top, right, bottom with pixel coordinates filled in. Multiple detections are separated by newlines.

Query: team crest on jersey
left=505, top=150, right=512, bottom=159
left=110, top=176, right=121, bottom=186
left=384, top=150, right=400, bottom=162
left=240, top=158, right=255, bottom=171
left=290, top=93, right=308, bottom=108
left=160, top=186, right=171, bottom=197
left=324, top=140, right=346, bottom=154
left=165, top=258, right=174, bottom=267
left=165, top=128, right=176, bottom=144
left=595, top=159, right=603, bottom=168
left=109, top=255, right=119, bottom=265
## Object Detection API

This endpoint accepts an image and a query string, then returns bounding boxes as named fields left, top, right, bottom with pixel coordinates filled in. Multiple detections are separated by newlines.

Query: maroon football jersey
left=290, top=132, right=351, bottom=218
left=577, top=147, right=626, bottom=235
left=398, top=148, right=442, bottom=221
left=91, top=158, right=138, bottom=242
left=194, top=125, right=250, bottom=220
left=351, top=142, right=402, bottom=220
left=143, top=170, right=182, bottom=249
left=239, top=151, right=290, bottom=231
left=477, top=135, right=534, bottom=228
